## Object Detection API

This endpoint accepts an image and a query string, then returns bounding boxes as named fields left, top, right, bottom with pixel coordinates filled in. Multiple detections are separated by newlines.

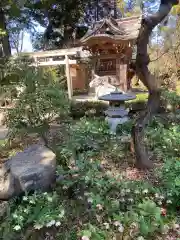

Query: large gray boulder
left=0, top=144, right=56, bottom=200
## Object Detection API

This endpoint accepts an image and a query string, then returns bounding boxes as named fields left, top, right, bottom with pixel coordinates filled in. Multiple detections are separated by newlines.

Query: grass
left=0, top=116, right=179, bottom=240
left=176, top=85, right=180, bottom=95
left=130, top=93, right=148, bottom=103
left=0, top=87, right=180, bottom=240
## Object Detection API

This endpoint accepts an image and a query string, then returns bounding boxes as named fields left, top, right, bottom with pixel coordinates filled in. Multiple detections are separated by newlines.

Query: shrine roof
left=80, top=15, right=142, bottom=45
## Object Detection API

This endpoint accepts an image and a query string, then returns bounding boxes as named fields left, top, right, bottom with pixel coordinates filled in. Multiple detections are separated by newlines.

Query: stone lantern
left=98, top=89, right=136, bottom=133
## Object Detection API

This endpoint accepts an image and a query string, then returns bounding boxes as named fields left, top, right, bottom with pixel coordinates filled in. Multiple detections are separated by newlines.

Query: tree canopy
left=0, top=1, right=180, bottom=54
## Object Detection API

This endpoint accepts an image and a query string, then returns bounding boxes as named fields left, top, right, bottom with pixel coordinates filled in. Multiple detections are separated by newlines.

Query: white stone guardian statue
left=89, top=73, right=116, bottom=100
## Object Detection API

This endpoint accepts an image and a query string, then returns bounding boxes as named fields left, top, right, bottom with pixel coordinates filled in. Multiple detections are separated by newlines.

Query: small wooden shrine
left=80, top=15, right=141, bottom=92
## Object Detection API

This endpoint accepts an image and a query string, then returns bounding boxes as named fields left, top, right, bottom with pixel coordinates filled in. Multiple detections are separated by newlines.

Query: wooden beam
left=90, top=54, right=125, bottom=60
left=65, top=55, right=73, bottom=99
left=26, top=47, right=82, bottom=58
left=32, top=59, right=77, bottom=66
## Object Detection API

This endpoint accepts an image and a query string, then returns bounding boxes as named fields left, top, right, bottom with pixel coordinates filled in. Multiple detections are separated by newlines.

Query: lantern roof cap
left=98, top=89, right=136, bottom=101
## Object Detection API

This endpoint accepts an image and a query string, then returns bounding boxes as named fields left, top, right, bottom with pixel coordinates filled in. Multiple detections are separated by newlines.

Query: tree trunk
left=133, top=0, right=179, bottom=169
left=0, top=8, right=11, bottom=57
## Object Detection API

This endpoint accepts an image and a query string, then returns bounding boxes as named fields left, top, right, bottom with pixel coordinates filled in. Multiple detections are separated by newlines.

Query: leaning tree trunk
left=133, top=0, right=179, bottom=169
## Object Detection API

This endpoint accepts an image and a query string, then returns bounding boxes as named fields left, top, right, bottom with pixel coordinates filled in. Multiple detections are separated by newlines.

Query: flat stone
left=0, top=144, right=56, bottom=200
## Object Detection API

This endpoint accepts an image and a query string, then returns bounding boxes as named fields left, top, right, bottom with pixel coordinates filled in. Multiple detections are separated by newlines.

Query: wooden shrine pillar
left=116, top=58, right=128, bottom=92
left=71, top=63, right=87, bottom=91
left=65, top=55, right=73, bottom=99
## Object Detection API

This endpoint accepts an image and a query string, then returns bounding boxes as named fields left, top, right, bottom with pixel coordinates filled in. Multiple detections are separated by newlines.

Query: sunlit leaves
left=171, top=4, right=180, bottom=14
left=0, top=28, right=6, bottom=36
left=117, top=0, right=125, bottom=14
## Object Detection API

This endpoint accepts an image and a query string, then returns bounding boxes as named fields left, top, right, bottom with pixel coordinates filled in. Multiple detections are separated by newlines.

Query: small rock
left=56, top=174, right=65, bottom=182
left=97, top=164, right=104, bottom=172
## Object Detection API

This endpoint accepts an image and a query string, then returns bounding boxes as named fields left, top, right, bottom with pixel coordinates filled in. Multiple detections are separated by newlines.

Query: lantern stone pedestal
left=98, top=90, right=136, bottom=133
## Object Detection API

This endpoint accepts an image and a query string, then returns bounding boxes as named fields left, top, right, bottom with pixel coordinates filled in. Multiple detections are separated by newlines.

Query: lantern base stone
left=105, top=116, right=129, bottom=133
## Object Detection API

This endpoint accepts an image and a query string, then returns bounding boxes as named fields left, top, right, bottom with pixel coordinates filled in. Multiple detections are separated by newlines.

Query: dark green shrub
left=70, top=93, right=149, bottom=119
left=158, top=158, right=180, bottom=208
left=116, top=120, right=134, bottom=135
left=6, top=66, right=70, bottom=144
left=70, top=101, right=108, bottom=119
left=73, top=89, right=89, bottom=96
left=161, top=90, right=180, bottom=111
left=67, top=117, right=110, bottom=153
left=146, top=120, right=180, bottom=158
